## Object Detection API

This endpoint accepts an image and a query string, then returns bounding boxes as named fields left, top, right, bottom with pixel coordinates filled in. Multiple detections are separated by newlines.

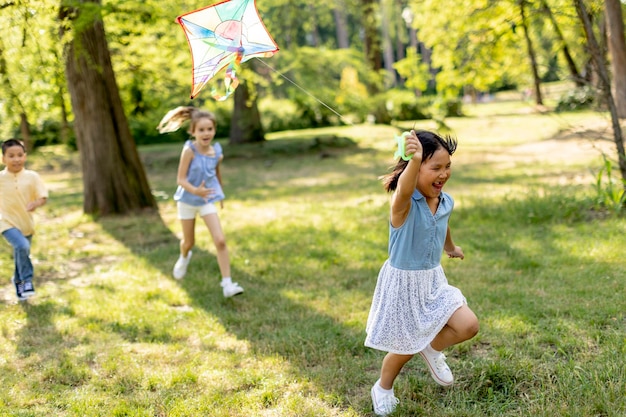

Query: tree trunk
left=19, top=113, right=31, bottom=151
left=395, top=11, right=404, bottom=62
left=308, top=4, right=320, bottom=47
left=361, top=0, right=382, bottom=76
left=229, top=79, right=265, bottom=144
left=0, top=38, right=31, bottom=150
left=333, top=4, right=350, bottom=49
left=574, top=0, right=626, bottom=187
left=519, top=0, right=544, bottom=106
left=60, top=0, right=156, bottom=216
left=380, top=0, right=396, bottom=87
left=540, top=0, right=585, bottom=87
left=57, top=83, right=71, bottom=145
left=605, top=0, right=626, bottom=118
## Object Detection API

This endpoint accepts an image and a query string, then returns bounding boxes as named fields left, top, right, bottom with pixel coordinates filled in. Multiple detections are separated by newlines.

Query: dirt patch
left=496, top=120, right=619, bottom=164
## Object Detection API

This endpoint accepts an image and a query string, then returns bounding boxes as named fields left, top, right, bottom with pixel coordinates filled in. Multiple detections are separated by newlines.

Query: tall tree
left=573, top=0, right=626, bottom=187
left=361, top=0, right=382, bottom=75
left=414, top=0, right=527, bottom=97
left=0, top=41, right=31, bottom=148
left=333, top=2, right=350, bottom=49
left=0, top=0, right=70, bottom=144
left=0, top=4, right=32, bottom=149
left=380, top=0, right=397, bottom=87
left=604, top=0, right=626, bottom=118
left=59, top=0, right=156, bottom=215
left=230, top=61, right=265, bottom=144
left=519, top=0, right=544, bottom=105
left=540, top=0, right=586, bottom=86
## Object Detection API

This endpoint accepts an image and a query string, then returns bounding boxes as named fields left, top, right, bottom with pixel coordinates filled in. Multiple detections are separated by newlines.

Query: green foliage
left=382, top=90, right=431, bottom=121
left=393, top=48, right=431, bottom=92
left=0, top=0, right=617, bottom=157
left=356, top=90, right=464, bottom=126
left=23, top=120, right=77, bottom=150
left=594, top=155, right=626, bottom=214
left=261, top=0, right=363, bottom=50
left=258, top=98, right=311, bottom=132
left=267, top=47, right=382, bottom=126
left=413, top=0, right=528, bottom=97
left=430, top=96, right=463, bottom=118
left=0, top=0, right=66, bottom=140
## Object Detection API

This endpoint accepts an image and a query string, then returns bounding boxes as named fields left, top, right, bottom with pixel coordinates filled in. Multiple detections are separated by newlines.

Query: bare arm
left=176, top=147, right=211, bottom=200
left=216, top=155, right=224, bottom=208
left=390, top=131, right=423, bottom=227
left=26, top=197, right=47, bottom=212
left=215, top=155, right=224, bottom=186
left=444, top=225, right=464, bottom=259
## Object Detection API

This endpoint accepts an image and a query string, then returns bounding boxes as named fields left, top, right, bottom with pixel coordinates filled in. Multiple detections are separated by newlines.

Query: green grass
left=1, top=104, right=625, bottom=416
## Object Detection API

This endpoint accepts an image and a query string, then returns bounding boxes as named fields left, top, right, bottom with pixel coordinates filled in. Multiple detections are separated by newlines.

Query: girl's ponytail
left=157, top=106, right=195, bottom=133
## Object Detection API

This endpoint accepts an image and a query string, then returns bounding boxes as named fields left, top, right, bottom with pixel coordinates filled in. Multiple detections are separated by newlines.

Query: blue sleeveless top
left=388, top=189, right=454, bottom=270
left=174, top=140, right=225, bottom=206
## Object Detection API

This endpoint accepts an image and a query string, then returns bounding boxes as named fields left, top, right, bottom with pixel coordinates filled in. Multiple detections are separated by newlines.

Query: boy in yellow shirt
left=0, top=139, right=48, bottom=301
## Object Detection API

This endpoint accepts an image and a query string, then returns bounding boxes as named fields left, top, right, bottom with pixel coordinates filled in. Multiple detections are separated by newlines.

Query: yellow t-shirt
left=0, top=168, right=48, bottom=236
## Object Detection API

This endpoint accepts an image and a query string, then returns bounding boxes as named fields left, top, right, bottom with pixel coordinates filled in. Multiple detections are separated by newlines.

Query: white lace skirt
left=365, top=260, right=466, bottom=355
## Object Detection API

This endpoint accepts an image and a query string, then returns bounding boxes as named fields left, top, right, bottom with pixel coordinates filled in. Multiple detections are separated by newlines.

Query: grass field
left=1, top=102, right=625, bottom=416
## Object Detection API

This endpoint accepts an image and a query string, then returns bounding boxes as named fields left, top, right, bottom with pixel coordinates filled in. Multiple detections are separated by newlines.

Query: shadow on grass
left=96, top=211, right=379, bottom=401
left=93, top=186, right=626, bottom=416
left=93, top=128, right=626, bottom=413
left=20, top=302, right=92, bottom=382
left=93, top=137, right=383, bottom=411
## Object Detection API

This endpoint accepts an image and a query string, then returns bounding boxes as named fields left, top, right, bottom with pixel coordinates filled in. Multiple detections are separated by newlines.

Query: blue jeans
left=2, top=228, right=33, bottom=284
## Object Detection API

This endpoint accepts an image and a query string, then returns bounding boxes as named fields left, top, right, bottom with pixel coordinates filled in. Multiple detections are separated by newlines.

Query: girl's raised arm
left=390, top=131, right=422, bottom=227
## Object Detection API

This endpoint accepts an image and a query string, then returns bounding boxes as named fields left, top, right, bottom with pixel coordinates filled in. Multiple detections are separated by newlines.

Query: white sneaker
left=371, top=382, right=399, bottom=416
left=173, top=251, right=192, bottom=279
left=419, top=348, right=454, bottom=386
left=222, top=281, right=244, bottom=298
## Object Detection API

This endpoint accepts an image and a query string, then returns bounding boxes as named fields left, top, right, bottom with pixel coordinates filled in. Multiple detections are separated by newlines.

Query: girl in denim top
left=158, top=106, right=243, bottom=298
left=365, top=130, right=479, bottom=416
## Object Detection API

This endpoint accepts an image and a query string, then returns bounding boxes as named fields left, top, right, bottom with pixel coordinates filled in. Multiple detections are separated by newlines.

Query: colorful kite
left=177, top=0, right=279, bottom=100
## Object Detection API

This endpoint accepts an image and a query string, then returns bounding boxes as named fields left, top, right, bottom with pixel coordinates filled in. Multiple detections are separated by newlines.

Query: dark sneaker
left=11, top=276, right=26, bottom=301
left=21, top=280, right=35, bottom=299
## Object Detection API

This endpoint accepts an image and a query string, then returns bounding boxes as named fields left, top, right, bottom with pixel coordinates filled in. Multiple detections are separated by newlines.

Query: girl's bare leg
left=180, top=219, right=196, bottom=256
left=378, top=306, right=478, bottom=391
left=379, top=353, right=414, bottom=390
left=201, top=213, right=230, bottom=278
left=430, top=305, right=479, bottom=351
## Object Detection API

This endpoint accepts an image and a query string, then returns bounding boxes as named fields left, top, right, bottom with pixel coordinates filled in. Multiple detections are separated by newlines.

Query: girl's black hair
left=381, top=130, right=457, bottom=192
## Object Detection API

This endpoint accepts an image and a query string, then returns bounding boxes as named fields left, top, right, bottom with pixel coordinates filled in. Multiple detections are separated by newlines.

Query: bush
left=377, top=90, right=430, bottom=121
left=13, top=120, right=77, bottom=151
left=268, top=47, right=381, bottom=128
left=594, top=156, right=626, bottom=214
left=556, top=86, right=596, bottom=112
left=365, top=91, right=463, bottom=124
left=259, top=98, right=313, bottom=132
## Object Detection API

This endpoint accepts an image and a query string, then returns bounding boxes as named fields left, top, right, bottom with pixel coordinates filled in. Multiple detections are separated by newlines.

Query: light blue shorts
left=177, top=201, right=217, bottom=220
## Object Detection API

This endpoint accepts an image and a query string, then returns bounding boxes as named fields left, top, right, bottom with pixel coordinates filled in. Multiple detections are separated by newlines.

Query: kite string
left=254, top=58, right=350, bottom=124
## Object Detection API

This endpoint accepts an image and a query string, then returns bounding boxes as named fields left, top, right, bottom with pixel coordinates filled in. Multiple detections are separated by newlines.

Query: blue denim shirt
left=388, top=189, right=454, bottom=270
left=174, top=140, right=225, bottom=206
